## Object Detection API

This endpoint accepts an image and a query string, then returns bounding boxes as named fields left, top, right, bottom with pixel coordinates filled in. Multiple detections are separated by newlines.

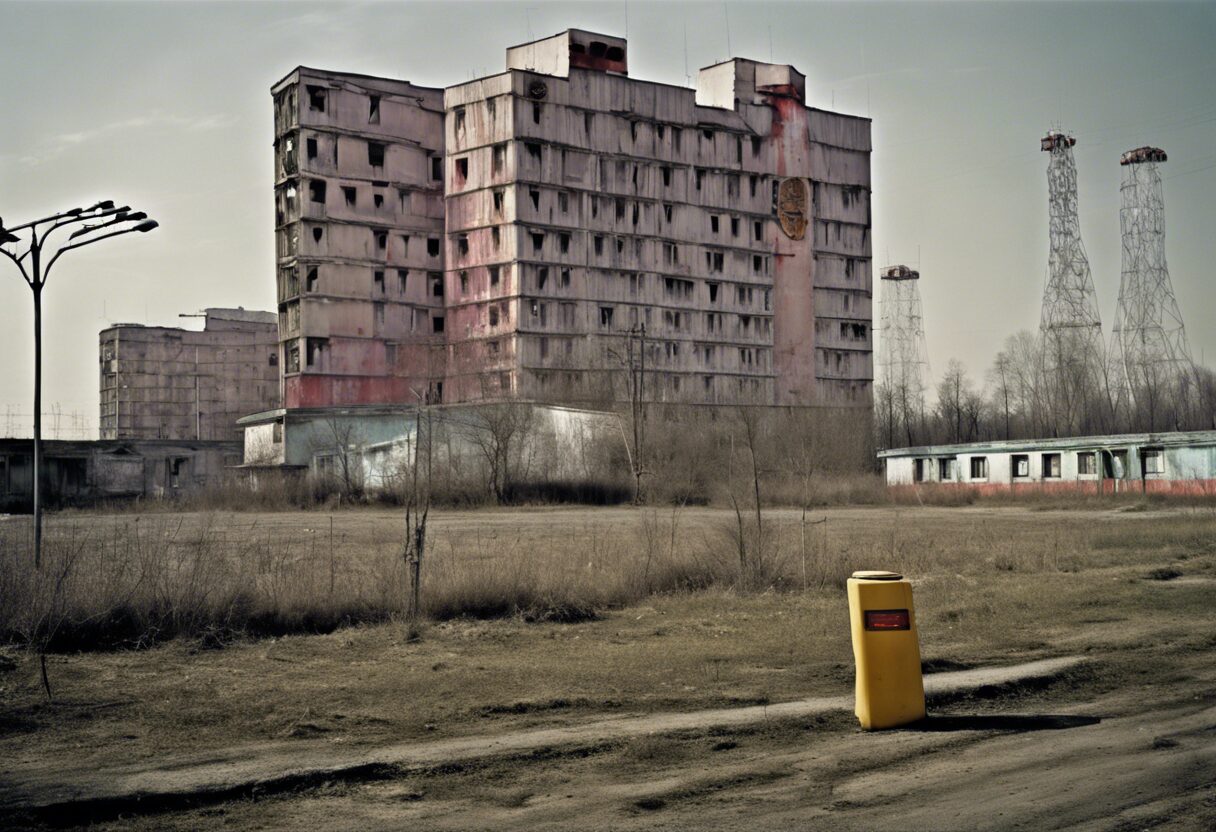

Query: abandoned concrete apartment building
left=99, top=308, right=280, bottom=441
left=271, top=29, right=873, bottom=414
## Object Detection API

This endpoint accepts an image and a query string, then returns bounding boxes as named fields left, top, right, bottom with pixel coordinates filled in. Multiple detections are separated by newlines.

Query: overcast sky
left=1, top=1, right=1214, bottom=434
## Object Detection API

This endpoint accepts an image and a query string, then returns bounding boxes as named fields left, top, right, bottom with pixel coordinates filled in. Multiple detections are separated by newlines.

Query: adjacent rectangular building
left=99, top=308, right=279, bottom=440
left=271, top=68, right=447, bottom=408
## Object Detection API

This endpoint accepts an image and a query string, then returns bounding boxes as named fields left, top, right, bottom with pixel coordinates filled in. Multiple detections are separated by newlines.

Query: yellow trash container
left=847, top=570, right=925, bottom=729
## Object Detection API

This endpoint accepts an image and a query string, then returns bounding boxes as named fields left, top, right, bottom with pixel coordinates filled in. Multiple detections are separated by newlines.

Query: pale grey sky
left=2, top=1, right=1214, bottom=433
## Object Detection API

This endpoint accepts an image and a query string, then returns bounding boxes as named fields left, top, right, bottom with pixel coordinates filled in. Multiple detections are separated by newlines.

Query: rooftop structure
left=99, top=308, right=279, bottom=441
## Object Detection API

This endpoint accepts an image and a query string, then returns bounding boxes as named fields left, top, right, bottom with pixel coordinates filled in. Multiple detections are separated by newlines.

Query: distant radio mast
left=1110, top=146, right=1193, bottom=419
left=1039, top=131, right=1103, bottom=365
left=878, top=265, right=929, bottom=434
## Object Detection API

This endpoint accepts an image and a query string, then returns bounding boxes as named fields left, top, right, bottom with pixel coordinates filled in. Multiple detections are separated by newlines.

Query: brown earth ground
left=2, top=504, right=1215, bottom=829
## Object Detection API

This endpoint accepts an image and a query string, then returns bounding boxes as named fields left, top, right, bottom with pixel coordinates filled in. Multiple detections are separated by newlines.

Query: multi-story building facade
left=99, top=308, right=279, bottom=440
left=271, top=30, right=872, bottom=410
left=271, top=69, right=447, bottom=407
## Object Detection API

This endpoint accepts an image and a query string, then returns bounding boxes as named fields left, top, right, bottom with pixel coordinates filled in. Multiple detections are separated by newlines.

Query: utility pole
left=0, top=201, right=158, bottom=569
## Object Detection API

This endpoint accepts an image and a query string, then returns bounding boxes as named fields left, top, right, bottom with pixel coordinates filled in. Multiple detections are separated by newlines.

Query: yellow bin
left=847, top=570, right=925, bottom=729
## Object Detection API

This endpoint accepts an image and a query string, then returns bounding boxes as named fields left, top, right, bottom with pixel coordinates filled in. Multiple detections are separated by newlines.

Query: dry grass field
left=2, top=502, right=1215, bottom=829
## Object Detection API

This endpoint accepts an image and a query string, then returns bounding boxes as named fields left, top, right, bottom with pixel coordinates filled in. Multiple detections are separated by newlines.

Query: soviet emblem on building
left=777, top=178, right=808, bottom=240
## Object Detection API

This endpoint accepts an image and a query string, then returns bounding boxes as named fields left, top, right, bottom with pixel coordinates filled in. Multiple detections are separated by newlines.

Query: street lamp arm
left=44, top=222, right=157, bottom=275
left=0, top=245, right=33, bottom=287
left=35, top=206, right=132, bottom=249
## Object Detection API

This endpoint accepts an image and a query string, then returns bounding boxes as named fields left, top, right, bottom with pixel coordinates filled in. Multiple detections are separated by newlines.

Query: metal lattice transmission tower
left=878, top=265, right=929, bottom=415
left=1039, top=131, right=1104, bottom=375
left=1111, top=146, right=1193, bottom=402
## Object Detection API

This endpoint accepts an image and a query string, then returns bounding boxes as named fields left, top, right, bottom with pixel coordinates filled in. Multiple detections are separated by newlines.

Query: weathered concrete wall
left=99, top=309, right=279, bottom=441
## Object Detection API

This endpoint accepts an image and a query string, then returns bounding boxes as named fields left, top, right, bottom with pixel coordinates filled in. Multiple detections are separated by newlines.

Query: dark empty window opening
left=306, top=137, right=318, bottom=159
left=708, top=282, right=719, bottom=303
left=525, top=142, right=541, bottom=162
left=309, top=180, right=326, bottom=203
left=459, top=271, right=468, bottom=293
left=489, top=265, right=500, bottom=286
left=368, top=141, right=385, bottom=167
left=368, top=94, right=380, bottom=124
left=559, top=233, right=570, bottom=254
left=663, top=204, right=673, bottom=223
left=590, top=41, right=607, bottom=57
left=373, top=193, right=384, bottom=209
left=432, top=316, right=445, bottom=333
left=529, top=188, right=540, bottom=210
left=532, top=102, right=541, bottom=124
left=584, top=112, right=594, bottom=134
left=376, top=231, right=387, bottom=250
left=606, top=45, right=624, bottom=61
left=457, top=235, right=469, bottom=256
left=558, top=191, right=568, bottom=213
left=695, top=169, right=705, bottom=190
left=312, top=226, right=323, bottom=243
left=492, top=190, right=504, bottom=214
left=559, top=268, right=570, bottom=287
left=427, top=237, right=440, bottom=257
left=661, top=166, right=672, bottom=187
left=730, top=217, right=739, bottom=237
left=307, top=85, right=326, bottom=112
left=594, top=235, right=604, bottom=255
left=701, top=129, right=714, bottom=143
left=710, top=215, right=720, bottom=234
left=537, top=267, right=549, bottom=290
left=630, top=121, right=638, bottom=142
left=431, top=156, right=442, bottom=180
left=306, top=337, right=326, bottom=366
left=342, top=186, right=356, bottom=206
left=531, top=232, right=545, bottom=252
left=373, top=269, right=384, bottom=292
left=431, top=274, right=444, bottom=297
left=632, top=203, right=639, bottom=226
left=754, top=220, right=763, bottom=240
left=455, top=157, right=469, bottom=182
left=454, top=107, right=466, bottom=132
left=752, top=136, right=762, bottom=157
left=749, top=175, right=758, bottom=198
left=599, top=306, right=614, bottom=327
left=736, top=136, right=743, bottom=161
left=397, top=269, right=408, bottom=293
left=306, top=266, right=319, bottom=292
left=269, top=352, right=278, bottom=367
left=491, top=226, right=501, bottom=249
left=489, top=307, right=500, bottom=326
left=492, top=143, right=506, bottom=175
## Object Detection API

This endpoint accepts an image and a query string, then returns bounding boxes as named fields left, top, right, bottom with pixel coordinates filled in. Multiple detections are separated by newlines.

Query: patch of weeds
left=634, top=797, right=667, bottom=811
left=1151, top=736, right=1179, bottom=750
left=921, top=657, right=975, bottom=674
left=711, top=740, right=738, bottom=751
left=1145, top=567, right=1183, bottom=581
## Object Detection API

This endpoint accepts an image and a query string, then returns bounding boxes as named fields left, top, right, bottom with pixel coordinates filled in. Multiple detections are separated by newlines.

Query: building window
left=342, top=186, right=356, bottom=206
left=488, top=306, right=500, bottom=326
left=367, top=141, right=385, bottom=167
left=431, top=273, right=444, bottom=297
left=457, top=235, right=469, bottom=257
left=397, top=269, right=408, bottom=293
left=492, top=190, right=504, bottom=214
left=455, top=157, right=469, bottom=183
left=373, top=270, right=384, bottom=292
left=489, top=265, right=500, bottom=286
left=599, top=306, right=614, bottom=328
left=454, top=107, right=466, bottom=132
left=427, top=237, right=440, bottom=257
left=559, top=233, right=570, bottom=254
left=969, top=457, right=988, bottom=480
left=368, top=94, right=380, bottom=124
left=432, top=316, right=445, bottom=334
left=914, top=459, right=929, bottom=483
left=431, top=156, right=442, bottom=180
left=938, top=458, right=955, bottom=481
left=459, top=271, right=468, bottom=293
left=306, top=137, right=318, bottom=159
left=307, top=85, right=326, bottom=112
left=309, top=180, right=326, bottom=203
left=1077, top=451, right=1097, bottom=476
left=492, top=144, right=506, bottom=175
left=1042, top=453, right=1061, bottom=479
left=1012, top=454, right=1029, bottom=478
left=1143, top=448, right=1164, bottom=475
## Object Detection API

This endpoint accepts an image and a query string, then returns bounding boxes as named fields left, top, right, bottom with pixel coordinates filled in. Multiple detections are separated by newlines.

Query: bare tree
left=459, top=402, right=538, bottom=503
left=402, top=400, right=433, bottom=631
left=310, top=417, right=365, bottom=502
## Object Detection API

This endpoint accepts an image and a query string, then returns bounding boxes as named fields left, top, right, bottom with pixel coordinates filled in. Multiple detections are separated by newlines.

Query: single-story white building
left=878, top=430, right=1216, bottom=495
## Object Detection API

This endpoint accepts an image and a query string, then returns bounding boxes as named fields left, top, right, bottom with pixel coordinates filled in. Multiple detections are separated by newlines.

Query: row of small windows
left=912, top=449, right=1164, bottom=483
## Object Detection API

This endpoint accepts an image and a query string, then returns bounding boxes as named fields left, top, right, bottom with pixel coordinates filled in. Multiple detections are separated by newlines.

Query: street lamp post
left=0, top=201, right=158, bottom=569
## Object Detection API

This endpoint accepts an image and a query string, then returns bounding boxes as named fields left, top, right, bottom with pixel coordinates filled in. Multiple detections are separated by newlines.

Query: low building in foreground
left=0, top=439, right=242, bottom=512
left=237, top=401, right=624, bottom=498
left=879, top=430, right=1216, bottom=495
